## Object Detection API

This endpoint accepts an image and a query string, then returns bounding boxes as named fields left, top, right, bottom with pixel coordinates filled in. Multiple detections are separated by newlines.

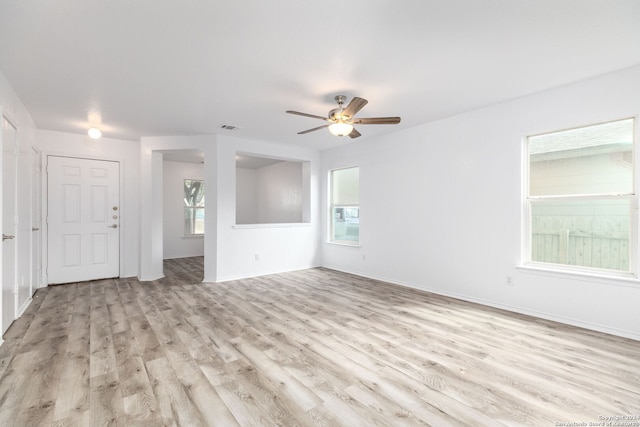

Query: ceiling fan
left=286, top=95, right=401, bottom=139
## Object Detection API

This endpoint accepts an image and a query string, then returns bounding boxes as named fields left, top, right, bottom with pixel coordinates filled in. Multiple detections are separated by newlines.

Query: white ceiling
left=1, top=1, right=639, bottom=151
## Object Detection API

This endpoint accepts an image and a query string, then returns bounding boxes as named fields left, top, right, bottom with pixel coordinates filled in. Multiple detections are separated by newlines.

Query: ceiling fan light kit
left=328, top=121, right=354, bottom=136
left=87, top=127, right=102, bottom=139
left=286, top=95, right=400, bottom=139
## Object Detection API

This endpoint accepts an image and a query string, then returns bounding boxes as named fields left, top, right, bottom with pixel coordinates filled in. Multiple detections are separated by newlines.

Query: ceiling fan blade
left=286, top=110, right=329, bottom=121
left=353, top=117, right=401, bottom=125
left=342, top=97, right=368, bottom=118
left=348, top=128, right=361, bottom=139
left=298, top=124, right=330, bottom=134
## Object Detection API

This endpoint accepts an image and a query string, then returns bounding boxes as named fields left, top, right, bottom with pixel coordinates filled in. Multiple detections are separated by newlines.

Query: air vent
left=219, top=124, right=240, bottom=131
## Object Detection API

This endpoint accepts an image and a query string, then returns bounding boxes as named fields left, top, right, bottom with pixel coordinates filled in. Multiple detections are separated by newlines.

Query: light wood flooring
left=0, top=257, right=639, bottom=426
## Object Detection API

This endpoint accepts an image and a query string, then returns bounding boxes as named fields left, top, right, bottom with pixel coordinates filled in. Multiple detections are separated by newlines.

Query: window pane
left=185, top=207, right=205, bottom=234
left=529, top=119, right=633, bottom=196
left=332, top=167, right=359, bottom=205
left=530, top=198, right=630, bottom=272
left=332, top=207, right=359, bottom=242
left=184, top=180, right=205, bottom=207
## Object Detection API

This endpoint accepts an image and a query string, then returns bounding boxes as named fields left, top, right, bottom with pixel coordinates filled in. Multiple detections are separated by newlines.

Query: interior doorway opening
left=160, top=149, right=205, bottom=280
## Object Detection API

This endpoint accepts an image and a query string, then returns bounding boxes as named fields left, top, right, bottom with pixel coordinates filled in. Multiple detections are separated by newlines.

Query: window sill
left=182, top=234, right=204, bottom=238
left=516, top=263, right=640, bottom=287
left=326, top=241, right=361, bottom=248
left=233, top=223, right=311, bottom=229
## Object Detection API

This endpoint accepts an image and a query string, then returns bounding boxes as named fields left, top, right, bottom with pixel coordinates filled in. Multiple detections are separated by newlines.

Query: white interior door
left=2, top=116, right=18, bottom=334
left=31, top=148, right=42, bottom=290
left=47, top=156, right=120, bottom=284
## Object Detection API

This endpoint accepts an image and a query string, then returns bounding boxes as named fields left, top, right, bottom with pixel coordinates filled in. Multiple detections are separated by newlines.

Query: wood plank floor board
left=199, top=361, right=277, bottom=427
left=145, top=357, right=206, bottom=426
left=88, top=372, right=123, bottom=426
left=13, top=336, right=70, bottom=426
left=1, top=257, right=639, bottom=426
left=105, top=280, right=131, bottom=336
left=178, top=369, right=239, bottom=427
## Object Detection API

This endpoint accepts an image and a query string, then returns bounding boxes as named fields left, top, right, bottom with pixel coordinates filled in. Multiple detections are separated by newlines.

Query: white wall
left=321, top=64, right=640, bottom=340
left=256, top=161, right=304, bottom=224
left=237, top=161, right=306, bottom=224
left=141, top=135, right=321, bottom=282
left=36, top=130, right=140, bottom=278
left=236, top=168, right=258, bottom=224
left=216, top=135, right=320, bottom=281
left=163, top=160, right=205, bottom=259
left=140, top=136, right=217, bottom=281
left=0, top=70, right=38, bottom=324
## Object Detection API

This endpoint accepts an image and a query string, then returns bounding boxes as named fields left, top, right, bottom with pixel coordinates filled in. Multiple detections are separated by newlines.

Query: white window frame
left=329, top=166, right=360, bottom=246
left=523, top=117, right=638, bottom=279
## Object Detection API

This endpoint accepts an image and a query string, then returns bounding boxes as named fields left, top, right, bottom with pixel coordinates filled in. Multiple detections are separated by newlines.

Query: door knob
left=3, top=234, right=15, bottom=241
left=108, top=224, right=118, bottom=228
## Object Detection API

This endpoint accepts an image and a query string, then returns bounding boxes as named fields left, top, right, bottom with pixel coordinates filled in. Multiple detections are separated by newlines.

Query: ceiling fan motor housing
left=329, top=108, right=347, bottom=121
left=330, top=95, right=349, bottom=121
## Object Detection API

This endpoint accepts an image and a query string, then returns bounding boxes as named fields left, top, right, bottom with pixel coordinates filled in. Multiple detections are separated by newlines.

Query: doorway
left=47, top=156, right=120, bottom=284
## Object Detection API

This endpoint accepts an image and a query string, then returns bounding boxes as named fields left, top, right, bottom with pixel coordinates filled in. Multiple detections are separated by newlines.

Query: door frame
left=1, top=111, right=19, bottom=337
left=30, top=147, right=42, bottom=292
left=42, top=152, right=125, bottom=285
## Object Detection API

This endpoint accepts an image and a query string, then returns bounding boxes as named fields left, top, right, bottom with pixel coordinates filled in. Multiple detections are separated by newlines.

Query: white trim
left=138, top=273, right=165, bottom=282
left=233, top=222, right=311, bottom=229
left=31, top=147, right=43, bottom=290
left=325, top=241, right=361, bottom=248
left=211, top=264, right=320, bottom=283
left=517, top=263, right=639, bottom=287
left=0, top=106, right=4, bottom=340
left=163, top=254, right=204, bottom=260
left=16, top=296, right=32, bottom=317
left=1, top=113, right=20, bottom=333
left=328, top=166, right=360, bottom=245
left=522, top=116, right=638, bottom=277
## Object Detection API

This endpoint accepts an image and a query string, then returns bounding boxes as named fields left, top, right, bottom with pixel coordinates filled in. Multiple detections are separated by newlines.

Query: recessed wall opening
left=236, top=153, right=310, bottom=225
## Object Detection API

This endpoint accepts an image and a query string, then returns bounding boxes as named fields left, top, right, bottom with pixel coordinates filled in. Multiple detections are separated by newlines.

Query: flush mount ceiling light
left=88, top=127, right=102, bottom=139
left=286, top=95, right=401, bottom=139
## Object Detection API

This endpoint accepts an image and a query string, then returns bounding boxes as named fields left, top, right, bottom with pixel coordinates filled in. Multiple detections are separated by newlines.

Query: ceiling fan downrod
left=330, top=95, right=348, bottom=121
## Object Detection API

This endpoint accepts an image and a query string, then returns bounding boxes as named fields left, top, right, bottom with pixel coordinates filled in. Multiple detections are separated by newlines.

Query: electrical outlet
left=506, top=276, right=513, bottom=286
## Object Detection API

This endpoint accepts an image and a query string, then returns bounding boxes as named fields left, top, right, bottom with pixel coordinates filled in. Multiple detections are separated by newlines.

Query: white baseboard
left=138, top=274, right=165, bottom=282
left=213, top=264, right=321, bottom=283
left=16, top=297, right=32, bottom=318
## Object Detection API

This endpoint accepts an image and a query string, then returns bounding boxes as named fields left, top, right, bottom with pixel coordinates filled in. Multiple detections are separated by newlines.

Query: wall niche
left=236, top=153, right=310, bottom=225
